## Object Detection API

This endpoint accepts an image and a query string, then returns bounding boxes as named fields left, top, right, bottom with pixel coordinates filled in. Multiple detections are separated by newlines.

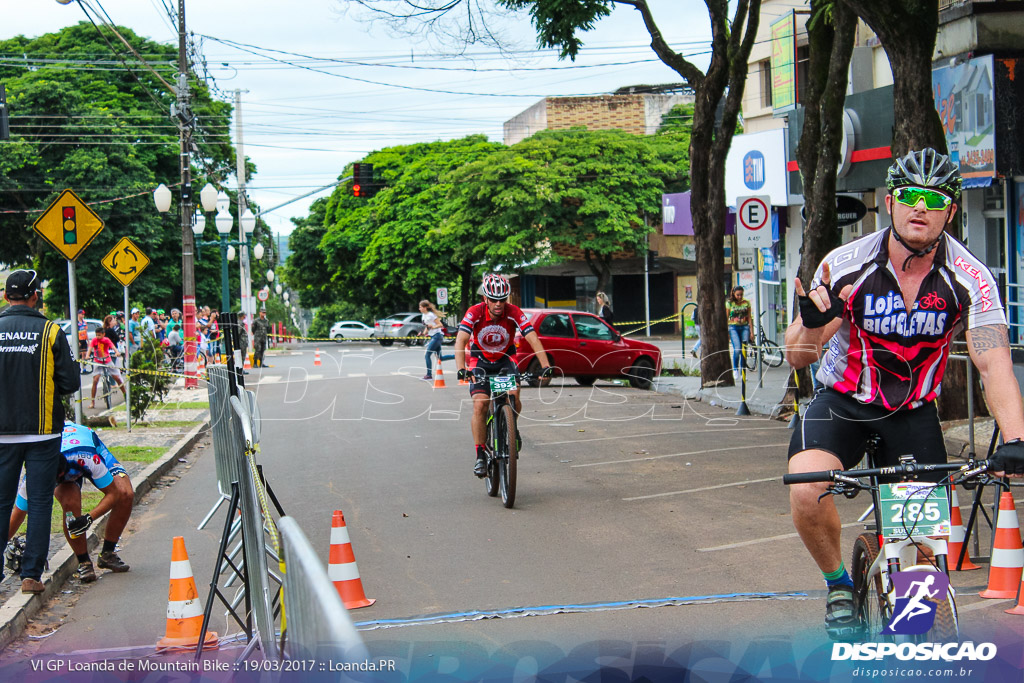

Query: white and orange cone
left=157, top=536, right=219, bottom=651
left=328, top=510, right=375, bottom=609
left=243, top=352, right=252, bottom=370
left=433, top=364, right=446, bottom=389
left=948, top=488, right=981, bottom=571
left=980, top=490, right=1024, bottom=599
left=314, top=348, right=322, bottom=367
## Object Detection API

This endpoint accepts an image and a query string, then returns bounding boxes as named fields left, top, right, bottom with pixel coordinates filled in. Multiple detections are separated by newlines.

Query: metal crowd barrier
left=277, top=517, right=366, bottom=662
left=230, top=394, right=279, bottom=660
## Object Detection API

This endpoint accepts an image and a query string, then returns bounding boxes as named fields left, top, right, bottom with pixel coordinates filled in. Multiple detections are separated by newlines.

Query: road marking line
left=571, top=442, right=791, bottom=468
left=257, top=376, right=281, bottom=384
left=347, top=373, right=367, bottom=377
left=624, top=476, right=782, bottom=501
left=538, top=426, right=790, bottom=446
left=697, top=522, right=864, bottom=552
left=957, top=598, right=1013, bottom=613
left=308, top=374, right=323, bottom=381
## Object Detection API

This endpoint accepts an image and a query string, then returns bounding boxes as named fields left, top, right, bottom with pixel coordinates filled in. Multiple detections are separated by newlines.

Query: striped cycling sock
left=824, top=563, right=853, bottom=588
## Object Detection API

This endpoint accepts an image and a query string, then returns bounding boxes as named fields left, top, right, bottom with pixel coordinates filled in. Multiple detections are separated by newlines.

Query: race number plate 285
left=489, top=375, right=517, bottom=393
left=878, top=483, right=951, bottom=539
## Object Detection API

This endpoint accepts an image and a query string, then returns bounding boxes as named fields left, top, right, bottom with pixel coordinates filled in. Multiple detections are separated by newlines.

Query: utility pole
left=235, top=89, right=254, bottom=353
left=178, top=0, right=199, bottom=388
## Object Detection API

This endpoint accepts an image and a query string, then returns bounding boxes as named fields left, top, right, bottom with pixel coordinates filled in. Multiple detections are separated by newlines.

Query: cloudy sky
left=4, top=0, right=725, bottom=240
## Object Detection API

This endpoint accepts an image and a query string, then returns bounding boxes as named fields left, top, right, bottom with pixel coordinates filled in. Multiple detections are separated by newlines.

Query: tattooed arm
left=966, top=325, right=1024, bottom=442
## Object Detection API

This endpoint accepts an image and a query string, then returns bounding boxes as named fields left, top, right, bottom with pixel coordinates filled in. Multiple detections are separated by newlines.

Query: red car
left=512, top=308, right=662, bottom=389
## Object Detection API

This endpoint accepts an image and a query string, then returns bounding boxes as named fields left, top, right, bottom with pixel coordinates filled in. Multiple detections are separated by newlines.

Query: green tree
left=316, top=136, right=505, bottom=315
left=0, top=23, right=234, bottom=316
left=345, top=0, right=761, bottom=385
left=447, top=127, right=688, bottom=292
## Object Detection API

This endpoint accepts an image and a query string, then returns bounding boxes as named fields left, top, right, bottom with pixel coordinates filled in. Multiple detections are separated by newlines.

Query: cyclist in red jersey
left=785, top=148, right=1024, bottom=641
left=455, top=274, right=552, bottom=477
left=87, top=315, right=126, bottom=409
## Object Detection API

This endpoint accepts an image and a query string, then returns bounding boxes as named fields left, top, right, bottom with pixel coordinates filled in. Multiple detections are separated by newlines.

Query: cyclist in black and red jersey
left=455, top=274, right=552, bottom=478
left=785, top=148, right=1024, bottom=640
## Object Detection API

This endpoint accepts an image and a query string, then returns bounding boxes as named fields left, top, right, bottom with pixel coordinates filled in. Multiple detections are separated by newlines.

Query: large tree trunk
left=691, top=0, right=761, bottom=387
left=844, top=0, right=979, bottom=420
left=583, top=249, right=613, bottom=294
left=783, top=1, right=857, bottom=405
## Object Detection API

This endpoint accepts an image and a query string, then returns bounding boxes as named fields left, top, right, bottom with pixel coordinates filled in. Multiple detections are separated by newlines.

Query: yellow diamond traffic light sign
left=32, top=189, right=105, bottom=261
left=102, top=237, right=151, bottom=287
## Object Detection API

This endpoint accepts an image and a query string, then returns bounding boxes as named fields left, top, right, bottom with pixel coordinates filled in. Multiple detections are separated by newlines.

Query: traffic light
left=62, top=206, right=78, bottom=245
left=0, top=84, right=9, bottom=141
left=351, top=162, right=380, bottom=198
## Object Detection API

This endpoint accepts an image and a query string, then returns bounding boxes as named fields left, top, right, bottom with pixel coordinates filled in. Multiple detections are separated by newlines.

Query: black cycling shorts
left=468, top=356, right=518, bottom=397
left=788, top=388, right=947, bottom=471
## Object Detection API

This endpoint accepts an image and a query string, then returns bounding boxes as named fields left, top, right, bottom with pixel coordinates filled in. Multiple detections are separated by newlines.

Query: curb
left=0, top=419, right=209, bottom=652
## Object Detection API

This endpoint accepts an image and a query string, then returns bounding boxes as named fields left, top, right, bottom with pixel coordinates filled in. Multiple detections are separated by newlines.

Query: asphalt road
left=1, top=341, right=1018, bottom=677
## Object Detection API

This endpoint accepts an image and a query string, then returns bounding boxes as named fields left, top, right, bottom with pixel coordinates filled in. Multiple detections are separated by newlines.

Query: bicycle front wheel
left=761, top=339, right=785, bottom=368
left=853, top=533, right=888, bottom=639
left=103, top=375, right=113, bottom=410
left=498, top=403, right=517, bottom=508
left=484, top=413, right=499, bottom=497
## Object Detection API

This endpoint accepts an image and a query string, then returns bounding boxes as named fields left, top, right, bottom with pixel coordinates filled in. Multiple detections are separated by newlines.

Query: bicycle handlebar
left=782, top=460, right=991, bottom=485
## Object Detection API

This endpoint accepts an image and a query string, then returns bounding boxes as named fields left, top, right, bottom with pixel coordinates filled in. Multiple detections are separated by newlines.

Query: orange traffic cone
left=980, top=490, right=1024, bottom=599
left=157, top=536, right=219, bottom=651
left=948, top=488, right=981, bottom=571
left=328, top=510, right=375, bottom=609
left=314, top=348, right=322, bottom=366
left=433, top=364, right=446, bottom=389
left=243, top=352, right=252, bottom=370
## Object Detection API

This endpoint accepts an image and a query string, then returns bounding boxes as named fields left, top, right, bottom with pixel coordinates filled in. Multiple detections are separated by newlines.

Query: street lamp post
left=192, top=186, right=264, bottom=315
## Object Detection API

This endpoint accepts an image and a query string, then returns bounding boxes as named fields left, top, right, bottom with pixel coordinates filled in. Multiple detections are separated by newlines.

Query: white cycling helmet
left=481, top=273, right=511, bottom=301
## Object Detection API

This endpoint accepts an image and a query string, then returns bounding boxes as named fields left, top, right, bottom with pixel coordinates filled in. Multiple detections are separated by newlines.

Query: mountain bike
left=784, top=453, right=994, bottom=642
left=472, top=369, right=537, bottom=509
left=744, top=312, right=784, bottom=371
left=100, top=367, right=114, bottom=410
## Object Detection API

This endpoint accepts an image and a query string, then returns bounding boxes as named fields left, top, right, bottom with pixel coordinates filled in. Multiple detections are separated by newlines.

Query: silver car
left=373, top=312, right=424, bottom=347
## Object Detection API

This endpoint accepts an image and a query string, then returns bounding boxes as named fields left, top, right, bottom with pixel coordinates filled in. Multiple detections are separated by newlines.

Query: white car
left=329, top=320, right=375, bottom=342
left=58, top=317, right=104, bottom=349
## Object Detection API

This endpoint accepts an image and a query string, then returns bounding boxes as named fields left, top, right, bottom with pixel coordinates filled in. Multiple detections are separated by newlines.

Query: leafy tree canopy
left=291, top=126, right=688, bottom=314
left=0, top=22, right=235, bottom=317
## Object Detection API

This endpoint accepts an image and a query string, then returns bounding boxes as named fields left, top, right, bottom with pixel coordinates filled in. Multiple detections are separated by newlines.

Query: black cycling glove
left=540, top=367, right=554, bottom=379
left=67, top=514, right=93, bottom=538
left=991, top=440, right=1024, bottom=476
left=798, top=290, right=845, bottom=329
left=457, top=368, right=468, bottom=381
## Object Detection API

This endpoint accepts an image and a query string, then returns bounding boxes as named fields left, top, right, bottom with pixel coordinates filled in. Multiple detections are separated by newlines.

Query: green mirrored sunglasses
left=893, top=186, right=953, bottom=211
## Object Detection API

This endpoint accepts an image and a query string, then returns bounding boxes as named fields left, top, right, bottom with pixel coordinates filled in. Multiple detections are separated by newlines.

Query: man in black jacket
left=0, top=270, right=80, bottom=594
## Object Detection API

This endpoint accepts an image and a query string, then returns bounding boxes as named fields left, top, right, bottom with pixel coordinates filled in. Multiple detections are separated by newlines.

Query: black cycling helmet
left=885, top=148, right=961, bottom=271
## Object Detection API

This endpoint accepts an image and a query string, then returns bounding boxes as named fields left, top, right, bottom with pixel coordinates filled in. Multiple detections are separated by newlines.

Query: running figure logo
left=882, top=571, right=950, bottom=635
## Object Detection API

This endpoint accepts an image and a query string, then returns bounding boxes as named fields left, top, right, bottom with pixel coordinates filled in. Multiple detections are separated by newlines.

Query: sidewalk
left=0, top=383, right=210, bottom=651
left=655, top=361, right=795, bottom=418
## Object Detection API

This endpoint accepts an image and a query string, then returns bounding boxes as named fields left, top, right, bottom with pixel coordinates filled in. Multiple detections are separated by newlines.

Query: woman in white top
left=419, top=299, right=454, bottom=380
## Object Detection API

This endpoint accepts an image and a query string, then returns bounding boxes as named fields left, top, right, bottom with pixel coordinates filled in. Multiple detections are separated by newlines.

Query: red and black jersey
left=812, top=228, right=1005, bottom=411
left=458, top=302, right=534, bottom=362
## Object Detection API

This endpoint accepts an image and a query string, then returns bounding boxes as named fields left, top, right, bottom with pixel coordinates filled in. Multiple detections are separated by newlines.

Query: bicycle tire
left=761, top=338, right=784, bottom=368
left=484, top=412, right=499, bottom=497
left=852, top=533, right=888, bottom=639
left=743, top=344, right=758, bottom=371
left=103, top=374, right=112, bottom=410
left=498, top=403, right=517, bottom=508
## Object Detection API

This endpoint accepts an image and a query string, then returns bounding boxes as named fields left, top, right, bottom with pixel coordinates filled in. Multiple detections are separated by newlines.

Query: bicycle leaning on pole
left=784, top=449, right=996, bottom=642
left=744, top=312, right=784, bottom=371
